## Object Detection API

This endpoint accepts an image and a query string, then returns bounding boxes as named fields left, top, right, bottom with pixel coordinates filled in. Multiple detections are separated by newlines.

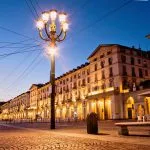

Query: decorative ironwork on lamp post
left=36, top=10, right=69, bottom=129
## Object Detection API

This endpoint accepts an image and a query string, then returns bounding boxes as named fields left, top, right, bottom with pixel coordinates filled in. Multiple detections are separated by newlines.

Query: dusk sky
left=0, top=0, right=150, bottom=101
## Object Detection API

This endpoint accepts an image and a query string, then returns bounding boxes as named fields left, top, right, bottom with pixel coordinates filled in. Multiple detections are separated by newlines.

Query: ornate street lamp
left=36, top=10, right=69, bottom=129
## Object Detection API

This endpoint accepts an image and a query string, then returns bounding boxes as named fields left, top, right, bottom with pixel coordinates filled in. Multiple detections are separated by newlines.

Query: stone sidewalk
left=0, top=121, right=150, bottom=150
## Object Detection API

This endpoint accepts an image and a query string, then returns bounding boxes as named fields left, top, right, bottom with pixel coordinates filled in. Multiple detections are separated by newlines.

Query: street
left=0, top=121, right=150, bottom=150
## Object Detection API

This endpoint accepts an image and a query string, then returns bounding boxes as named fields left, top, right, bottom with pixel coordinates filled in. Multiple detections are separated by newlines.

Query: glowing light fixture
left=59, top=13, right=67, bottom=23
left=50, top=10, right=57, bottom=21
left=36, top=19, right=44, bottom=30
left=46, top=46, right=57, bottom=56
left=41, top=11, right=50, bottom=23
left=62, top=22, right=69, bottom=32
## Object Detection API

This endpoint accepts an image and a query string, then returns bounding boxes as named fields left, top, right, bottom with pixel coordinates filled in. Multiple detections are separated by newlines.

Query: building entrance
left=128, top=108, right=132, bottom=119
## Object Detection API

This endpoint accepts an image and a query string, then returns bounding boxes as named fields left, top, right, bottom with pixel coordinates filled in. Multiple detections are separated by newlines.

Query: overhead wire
left=24, top=0, right=37, bottom=19
left=4, top=51, right=42, bottom=90
left=0, top=51, right=35, bottom=85
left=29, top=0, right=39, bottom=17
left=34, top=0, right=43, bottom=12
left=0, top=46, right=42, bottom=60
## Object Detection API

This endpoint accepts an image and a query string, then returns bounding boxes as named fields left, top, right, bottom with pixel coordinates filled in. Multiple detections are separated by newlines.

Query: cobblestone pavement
left=0, top=124, right=149, bottom=150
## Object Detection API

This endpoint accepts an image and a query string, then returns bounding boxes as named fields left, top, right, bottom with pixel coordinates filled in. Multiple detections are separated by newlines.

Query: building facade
left=0, top=44, right=150, bottom=121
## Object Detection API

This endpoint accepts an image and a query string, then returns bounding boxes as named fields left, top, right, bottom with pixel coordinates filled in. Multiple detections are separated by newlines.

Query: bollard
left=87, top=112, right=98, bottom=134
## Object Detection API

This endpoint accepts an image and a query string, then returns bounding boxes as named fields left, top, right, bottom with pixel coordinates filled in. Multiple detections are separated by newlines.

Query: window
left=138, top=59, right=141, bottom=64
left=109, top=79, right=113, bottom=87
left=82, top=79, right=86, bottom=86
left=122, top=65, right=127, bottom=76
left=108, top=57, right=113, bottom=65
left=121, top=55, right=126, bottom=63
left=94, top=64, right=97, bottom=71
left=102, top=70, right=105, bottom=79
left=139, top=68, right=143, bottom=78
left=107, top=51, right=112, bottom=55
left=78, top=73, right=80, bottom=79
left=109, top=67, right=113, bottom=77
left=101, top=61, right=105, bottom=68
left=145, top=70, right=148, bottom=76
left=63, top=80, right=65, bottom=84
left=132, top=67, right=136, bottom=77
left=120, top=49, right=125, bottom=53
left=70, top=77, right=72, bottom=82
left=101, top=84, right=105, bottom=89
left=87, top=77, right=90, bottom=83
left=122, top=79, right=129, bottom=90
left=131, top=57, right=134, bottom=65
left=93, top=58, right=97, bottom=62
left=82, top=71, right=85, bottom=75
left=100, top=54, right=104, bottom=58
left=74, top=74, right=76, bottom=79
left=95, top=74, right=98, bottom=82
left=87, top=69, right=90, bottom=75
left=143, top=60, right=147, bottom=67
left=78, top=80, right=81, bottom=86
left=88, top=87, right=91, bottom=93
left=73, top=82, right=77, bottom=89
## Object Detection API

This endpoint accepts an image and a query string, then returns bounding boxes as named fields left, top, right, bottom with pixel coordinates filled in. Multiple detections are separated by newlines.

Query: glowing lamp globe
left=41, top=11, right=50, bottom=23
left=36, top=19, right=44, bottom=30
left=59, top=13, right=67, bottom=23
left=62, top=22, right=69, bottom=32
left=50, top=10, right=57, bottom=21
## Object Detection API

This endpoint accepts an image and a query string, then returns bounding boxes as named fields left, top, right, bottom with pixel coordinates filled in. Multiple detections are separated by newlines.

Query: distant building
left=0, top=44, right=150, bottom=121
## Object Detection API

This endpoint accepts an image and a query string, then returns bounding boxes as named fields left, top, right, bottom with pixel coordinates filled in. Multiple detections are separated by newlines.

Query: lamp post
left=36, top=10, right=69, bottom=129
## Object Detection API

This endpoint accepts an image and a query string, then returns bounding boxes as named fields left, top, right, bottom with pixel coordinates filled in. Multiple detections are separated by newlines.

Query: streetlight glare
left=62, top=22, right=69, bottom=32
left=36, top=19, right=44, bottom=30
left=41, top=11, right=50, bottom=23
left=50, top=10, right=57, bottom=21
left=46, top=46, right=58, bottom=56
left=59, top=13, right=67, bottom=23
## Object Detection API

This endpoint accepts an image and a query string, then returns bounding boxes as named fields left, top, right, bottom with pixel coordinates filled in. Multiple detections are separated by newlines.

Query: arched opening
left=126, top=97, right=135, bottom=119
left=137, top=104, right=145, bottom=117
left=144, top=97, right=150, bottom=114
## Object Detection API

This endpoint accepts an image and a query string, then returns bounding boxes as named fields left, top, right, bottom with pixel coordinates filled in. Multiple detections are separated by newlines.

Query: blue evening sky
left=0, top=0, right=150, bottom=101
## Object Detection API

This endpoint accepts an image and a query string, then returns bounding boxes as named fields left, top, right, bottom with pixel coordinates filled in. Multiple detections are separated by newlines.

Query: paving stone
left=0, top=124, right=149, bottom=150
